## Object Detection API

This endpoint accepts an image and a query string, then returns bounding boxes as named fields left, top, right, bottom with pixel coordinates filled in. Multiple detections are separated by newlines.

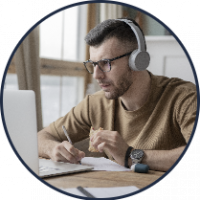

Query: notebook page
left=81, top=157, right=131, bottom=171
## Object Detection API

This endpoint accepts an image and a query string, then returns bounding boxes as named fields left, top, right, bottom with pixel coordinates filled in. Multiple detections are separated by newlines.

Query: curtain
left=14, top=27, right=43, bottom=131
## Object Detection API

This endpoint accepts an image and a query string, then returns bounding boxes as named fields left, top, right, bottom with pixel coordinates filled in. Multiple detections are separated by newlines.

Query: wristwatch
left=130, top=149, right=144, bottom=164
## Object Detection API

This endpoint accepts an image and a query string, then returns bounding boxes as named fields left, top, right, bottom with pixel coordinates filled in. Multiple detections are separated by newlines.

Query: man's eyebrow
left=99, top=57, right=113, bottom=61
left=89, top=57, right=110, bottom=62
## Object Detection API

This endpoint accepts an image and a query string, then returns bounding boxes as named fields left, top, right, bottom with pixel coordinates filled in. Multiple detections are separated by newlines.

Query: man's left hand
left=90, top=130, right=129, bottom=166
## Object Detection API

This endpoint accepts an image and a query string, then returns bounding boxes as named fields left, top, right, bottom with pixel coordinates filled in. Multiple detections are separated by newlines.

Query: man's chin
left=104, top=91, right=118, bottom=99
left=104, top=91, right=111, bottom=99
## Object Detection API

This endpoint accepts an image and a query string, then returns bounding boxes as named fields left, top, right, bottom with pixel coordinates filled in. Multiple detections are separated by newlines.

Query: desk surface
left=43, top=170, right=164, bottom=190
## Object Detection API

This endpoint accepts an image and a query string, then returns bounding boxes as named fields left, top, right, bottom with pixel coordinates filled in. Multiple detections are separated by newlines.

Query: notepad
left=81, top=157, right=131, bottom=171
left=62, top=186, right=139, bottom=198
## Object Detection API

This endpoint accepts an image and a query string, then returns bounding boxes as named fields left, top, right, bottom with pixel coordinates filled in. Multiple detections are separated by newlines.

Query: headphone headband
left=116, top=19, right=146, bottom=52
left=115, top=19, right=150, bottom=71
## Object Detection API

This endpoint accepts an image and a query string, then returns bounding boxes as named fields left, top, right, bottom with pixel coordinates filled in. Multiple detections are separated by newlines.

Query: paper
left=81, top=157, right=131, bottom=171
left=62, top=186, right=139, bottom=198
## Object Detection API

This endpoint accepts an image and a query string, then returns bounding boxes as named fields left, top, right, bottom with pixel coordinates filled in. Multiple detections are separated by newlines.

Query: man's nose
left=93, top=65, right=104, bottom=80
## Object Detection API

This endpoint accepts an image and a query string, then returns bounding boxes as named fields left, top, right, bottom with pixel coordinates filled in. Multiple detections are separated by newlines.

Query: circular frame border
left=0, top=0, right=200, bottom=199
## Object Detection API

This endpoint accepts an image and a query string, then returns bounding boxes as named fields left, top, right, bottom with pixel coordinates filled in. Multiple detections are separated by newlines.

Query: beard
left=100, top=69, right=133, bottom=99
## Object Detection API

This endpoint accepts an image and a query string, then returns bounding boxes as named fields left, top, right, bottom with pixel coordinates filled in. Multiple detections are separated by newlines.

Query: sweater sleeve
left=49, top=95, right=91, bottom=143
left=176, top=87, right=197, bottom=143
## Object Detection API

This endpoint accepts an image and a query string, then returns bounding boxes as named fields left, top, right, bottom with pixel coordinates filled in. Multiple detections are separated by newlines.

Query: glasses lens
left=98, top=60, right=110, bottom=72
left=85, top=62, right=94, bottom=74
left=85, top=60, right=110, bottom=74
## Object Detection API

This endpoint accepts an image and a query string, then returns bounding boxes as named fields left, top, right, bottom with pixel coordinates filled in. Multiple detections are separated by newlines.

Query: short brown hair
left=84, top=18, right=146, bottom=51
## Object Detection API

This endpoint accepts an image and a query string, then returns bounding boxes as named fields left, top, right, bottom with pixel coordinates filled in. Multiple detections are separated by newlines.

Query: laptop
left=3, top=90, right=93, bottom=178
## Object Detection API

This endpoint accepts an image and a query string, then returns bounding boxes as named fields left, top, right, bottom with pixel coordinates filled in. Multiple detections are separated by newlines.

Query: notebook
left=3, top=90, right=93, bottom=178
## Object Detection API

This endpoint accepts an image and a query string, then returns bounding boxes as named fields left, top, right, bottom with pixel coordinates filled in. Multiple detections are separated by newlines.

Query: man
left=38, top=18, right=197, bottom=172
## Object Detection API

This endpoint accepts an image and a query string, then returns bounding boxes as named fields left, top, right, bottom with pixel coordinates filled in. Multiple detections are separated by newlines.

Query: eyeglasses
left=83, top=51, right=132, bottom=74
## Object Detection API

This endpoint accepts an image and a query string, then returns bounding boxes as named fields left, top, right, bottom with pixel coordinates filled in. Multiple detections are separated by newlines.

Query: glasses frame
left=83, top=51, right=132, bottom=74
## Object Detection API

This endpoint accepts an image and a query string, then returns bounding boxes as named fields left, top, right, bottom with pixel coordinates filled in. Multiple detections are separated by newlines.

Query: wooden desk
left=43, top=170, right=164, bottom=190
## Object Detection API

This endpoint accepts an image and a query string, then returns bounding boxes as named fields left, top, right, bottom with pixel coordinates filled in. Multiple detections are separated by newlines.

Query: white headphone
left=116, top=19, right=150, bottom=71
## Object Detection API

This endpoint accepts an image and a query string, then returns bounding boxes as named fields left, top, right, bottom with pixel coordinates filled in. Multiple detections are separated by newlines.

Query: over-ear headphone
left=116, top=19, right=150, bottom=71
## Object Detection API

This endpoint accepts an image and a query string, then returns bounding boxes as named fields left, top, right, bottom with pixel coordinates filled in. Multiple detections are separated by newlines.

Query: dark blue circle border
left=0, top=0, right=199, bottom=199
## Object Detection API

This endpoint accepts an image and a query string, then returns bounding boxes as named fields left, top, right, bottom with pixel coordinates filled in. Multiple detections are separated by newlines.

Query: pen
left=77, top=186, right=95, bottom=198
left=62, top=125, right=81, bottom=164
left=62, top=125, right=72, bottom=144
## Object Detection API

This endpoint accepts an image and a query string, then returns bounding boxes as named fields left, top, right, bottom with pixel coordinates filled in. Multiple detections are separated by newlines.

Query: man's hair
left=84, top=18, right=146, bottom=51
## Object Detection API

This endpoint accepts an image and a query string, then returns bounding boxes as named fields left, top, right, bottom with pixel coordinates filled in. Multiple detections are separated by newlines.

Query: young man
left=38, top=19, right=197, bottom=171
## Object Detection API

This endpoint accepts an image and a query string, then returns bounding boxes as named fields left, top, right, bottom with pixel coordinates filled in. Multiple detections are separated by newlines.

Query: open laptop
left=3, top=90, right=93, bottom=178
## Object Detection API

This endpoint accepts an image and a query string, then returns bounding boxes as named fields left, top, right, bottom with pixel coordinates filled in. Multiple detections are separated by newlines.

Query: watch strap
left=125, top=146, right=133, bottom=168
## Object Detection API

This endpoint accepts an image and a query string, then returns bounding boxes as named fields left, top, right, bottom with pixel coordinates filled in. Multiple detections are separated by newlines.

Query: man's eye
left=100, top=61, right=108, bottom=66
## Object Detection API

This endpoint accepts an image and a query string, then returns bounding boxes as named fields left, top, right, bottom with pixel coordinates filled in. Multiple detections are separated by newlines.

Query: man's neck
left=120, top=70, right=151, bottom=111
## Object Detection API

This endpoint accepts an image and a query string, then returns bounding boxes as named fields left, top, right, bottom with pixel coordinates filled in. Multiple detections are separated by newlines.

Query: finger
left=53, top=153, right=69, bottom=163
left=51, top=147, right=70, bottom=163
left=62, top=141, right=85, bottom=161
left=97, top=141, right=115, bottom=152
left=55, top=141, right=77, bottom=163
left=92, top=130, right=113, bottom=142
left=92, top=135, right=104, bottom=148
left=92, top=132, right=113, bottom=145
left=78, top=151, right=85, bottom=160
left=90, top=130, right=104, bottom=142
left=97, top=142, right=107, bottom=152
left=93, top=135, right=116, bottom=152
left=63, top=142, right=79, bottom=157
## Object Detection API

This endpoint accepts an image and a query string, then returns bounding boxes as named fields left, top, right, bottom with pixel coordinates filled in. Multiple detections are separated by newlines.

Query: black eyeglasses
left=83, top=51, right=132, bottom=74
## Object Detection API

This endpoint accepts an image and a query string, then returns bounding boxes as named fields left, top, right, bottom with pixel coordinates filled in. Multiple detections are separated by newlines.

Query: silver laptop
left=3, top=90, right=93, bottom=178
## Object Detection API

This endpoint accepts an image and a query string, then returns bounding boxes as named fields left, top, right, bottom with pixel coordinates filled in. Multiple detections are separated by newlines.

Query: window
left=40, top=7, right=78, bottom=61
left=40, top=75, right=84, bottom=126
left=39, top=5, right=88, bottom=127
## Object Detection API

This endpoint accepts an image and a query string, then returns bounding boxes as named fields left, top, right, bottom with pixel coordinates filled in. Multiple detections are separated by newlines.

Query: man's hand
left=90, top=130, right=129, bottom=166
left=50, top=141, right=85, bottom=163
left=38, top=127, right=85, bottom=164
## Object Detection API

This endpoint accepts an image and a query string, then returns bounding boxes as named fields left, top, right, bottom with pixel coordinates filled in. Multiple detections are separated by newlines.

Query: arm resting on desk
left=129, top=146, right=185, bottom=172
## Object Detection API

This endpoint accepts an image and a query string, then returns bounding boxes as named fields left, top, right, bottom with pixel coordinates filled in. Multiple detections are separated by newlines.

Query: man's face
left=90, top=37, right=134, bottom=99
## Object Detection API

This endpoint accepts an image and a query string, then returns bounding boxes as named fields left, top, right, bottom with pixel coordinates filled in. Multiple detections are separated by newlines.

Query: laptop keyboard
left=39, top=166, right=60, bottom=172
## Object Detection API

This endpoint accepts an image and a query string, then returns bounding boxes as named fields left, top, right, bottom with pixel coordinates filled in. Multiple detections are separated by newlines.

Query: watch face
left=131, top=149, right=144, bottom=159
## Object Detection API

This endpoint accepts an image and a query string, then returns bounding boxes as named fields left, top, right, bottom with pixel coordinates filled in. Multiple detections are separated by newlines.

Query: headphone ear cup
left=129, top=50, right=150, bottom=71
left=128, top=50, right=138, bottom=71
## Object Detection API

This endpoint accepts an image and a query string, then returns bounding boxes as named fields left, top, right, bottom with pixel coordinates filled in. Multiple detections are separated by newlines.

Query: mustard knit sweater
left=50, top=73, right=197, bottom=159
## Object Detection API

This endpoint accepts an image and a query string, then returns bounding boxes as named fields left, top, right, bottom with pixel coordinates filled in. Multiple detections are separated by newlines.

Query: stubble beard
left=104, top=71, right=133, bottom=99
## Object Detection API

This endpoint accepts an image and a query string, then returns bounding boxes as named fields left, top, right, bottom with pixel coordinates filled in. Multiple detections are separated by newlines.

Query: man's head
left=84, top=18, right=146, bottom=99
left=85, top=18, right=146, bottom=51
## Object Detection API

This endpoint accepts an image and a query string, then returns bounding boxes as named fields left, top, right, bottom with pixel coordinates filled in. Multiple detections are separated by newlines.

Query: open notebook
left=3, top=90, right=93, bottom=178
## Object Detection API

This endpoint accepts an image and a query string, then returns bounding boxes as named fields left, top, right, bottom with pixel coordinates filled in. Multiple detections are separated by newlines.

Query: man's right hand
left=38, top=126, right=85, bottom=164
left=50, top=141, right=85, bottom=163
